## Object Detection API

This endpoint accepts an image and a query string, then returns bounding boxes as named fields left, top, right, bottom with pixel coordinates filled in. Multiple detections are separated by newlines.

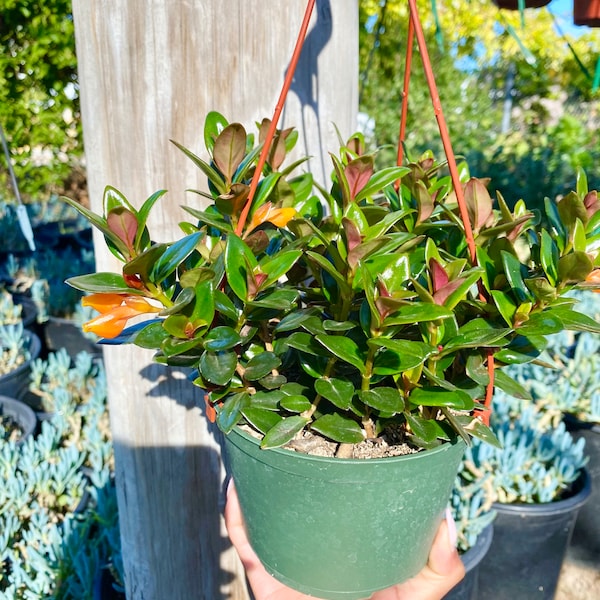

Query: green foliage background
left=1, top=0, right=600, bottom=212
left=359, top=0, right=600, bottom=209
left=0, top=0, right=81, bottom=202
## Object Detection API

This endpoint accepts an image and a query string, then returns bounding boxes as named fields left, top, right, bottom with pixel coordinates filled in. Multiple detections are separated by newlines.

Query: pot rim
left=491, top=468, right=591, bottom=516
left=460, top=522, right=494, bottom=572
left=226, top=424, right=465, bottom=467
left=563, top=412, right=600, bottom=434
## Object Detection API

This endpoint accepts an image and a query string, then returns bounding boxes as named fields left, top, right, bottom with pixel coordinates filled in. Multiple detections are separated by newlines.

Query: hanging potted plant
left=61, top=109, right=600, bottom=597
left=60, top=1, right=600, bottom=596
left=574, top=0, right=600, bottom=27
left=492, top=1, right=551, bottom=10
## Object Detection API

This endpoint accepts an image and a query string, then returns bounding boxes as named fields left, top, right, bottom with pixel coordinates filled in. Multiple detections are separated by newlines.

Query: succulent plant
left=462, top=391, right=588, bottom=504
left=0, top=323, right=31, bottom=377
left=0, top=352, right=118, bottom=599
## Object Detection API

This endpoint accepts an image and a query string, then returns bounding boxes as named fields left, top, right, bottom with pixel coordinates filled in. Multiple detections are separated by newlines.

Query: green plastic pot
left=224, top=427, right=466, bottom=600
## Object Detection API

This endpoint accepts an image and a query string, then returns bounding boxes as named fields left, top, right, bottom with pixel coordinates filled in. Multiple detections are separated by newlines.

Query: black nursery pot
left=477, top=469, right=591, bottom=600
left=0, top=394, right=37, bottom=443
left=443, top=523, right=494, bottom=600
left=564, top=415, right=600, bottom=561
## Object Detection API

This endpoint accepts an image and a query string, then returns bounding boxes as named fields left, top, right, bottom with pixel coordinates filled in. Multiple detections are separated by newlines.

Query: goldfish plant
left=63, top=112, right=600, bottom=454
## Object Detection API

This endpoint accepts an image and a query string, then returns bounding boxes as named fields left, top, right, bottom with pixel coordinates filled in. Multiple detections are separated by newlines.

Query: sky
left=548, top=0, right=589, bottom=38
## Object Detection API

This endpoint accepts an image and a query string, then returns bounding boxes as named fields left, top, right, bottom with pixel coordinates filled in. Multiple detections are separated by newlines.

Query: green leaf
left=199, top=350, right=238, bottom=386
left=204, top=327, right=242, bottom=351
left=314, top=378, right=355, bottom=410
left=493, top=369, right=532, bottom=400
left=253, top=172, right=283, bottom=207
left=553, top=308, right=600, bottom=333
left=217, top=392, right=249, bottom=434
left=540, top=230, right=559, bottom=286
left=224, top=234, right=257, bottom=302
left=454, top=415, right=502, bottom=448
left=490, top=290, right=517, bottom=327
left=251, top=390, right=284, bottom=410
left=357, top=387, right=404, bottom=413
left=558, top=252, right=594, bottom=285
left=279, top=395, right=312, bottom=413
left=494, top=334, right=547, bottom=364
left=261, top=416, right=309, bottom=449
left=284, top=332, right=330, bottom=356
left=311, top=414, right=365, bottom=444
left=132, top=321, right=169, bottom=348
left=240, top=407, right=282, bottom=434
left=259, top=250, right=302, bottom=287
left=135, top=189, right=167, bottom=249
left=274, top=309, right=318, bottom=332
left=369, top=338, right=433, bottom=373
left=152, top=232, right=202, bottom=284
left=409, top=387, right=474, bottom=410
left=315, top=334, right=366, bottom=373
left=104, top=185, right=136, bottom=213
left=383, top=303, right=453, bottom=325
left=248, top=289, right=299, bottom=310
left=355, top=166, right=411, bottom=203
left=213, top=289, right=239, bottom=322
left=516, top=311, right=564, bottom=336
left=259, top=374, right=287, bottom=389
left=501, top=251, right=532, bottom=303
left=204, top=111, right=229, bottom=154
left=171, top=139, right=227, bottom=195
left=306, top=251, right=351, bottom=295
left=441, top=320, right=510, bottom=353
left=123, top=244, right=169, bottom=281
left=244, top=352, right=281, bottom=381
left=405, top=414, right=440, bottom=444
left=66, top=273, right=141, bottom=294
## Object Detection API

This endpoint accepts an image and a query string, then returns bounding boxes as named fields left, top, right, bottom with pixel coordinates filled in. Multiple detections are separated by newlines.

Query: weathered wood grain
left=72, top=2, right=357, bottom=598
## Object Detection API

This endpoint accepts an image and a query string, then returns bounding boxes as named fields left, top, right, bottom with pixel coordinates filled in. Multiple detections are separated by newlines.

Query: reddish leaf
left=584, top=190, right=600, bottom=220
left=213, top=123, right=247, bottom=183
left=107, top=208, right=138, bottom=256
left=429, top=259, right=449, bottom=293
left=342, top=218, right=362, bottom=252
left=464, top=178, right=493, bottom=231
left=345, top=156, right=374, bottom=201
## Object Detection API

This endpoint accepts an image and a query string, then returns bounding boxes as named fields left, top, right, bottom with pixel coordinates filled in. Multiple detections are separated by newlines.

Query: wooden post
left=72, top=2, right=358, bottom=598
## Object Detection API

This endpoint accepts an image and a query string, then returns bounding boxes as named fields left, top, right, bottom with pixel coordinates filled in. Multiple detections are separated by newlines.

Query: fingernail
left=445, top=507, right=458, bottom=548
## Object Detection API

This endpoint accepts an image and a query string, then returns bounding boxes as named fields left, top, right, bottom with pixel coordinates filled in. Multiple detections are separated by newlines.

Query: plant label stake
left=0, top=121, right=36, bottom=252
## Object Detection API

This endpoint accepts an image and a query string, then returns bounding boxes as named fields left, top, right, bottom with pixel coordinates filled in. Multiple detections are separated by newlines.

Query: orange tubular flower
left=82, top=293, right=162, bottom=338
left=586, top=269, right=600, bottom=292
left=246, top=202, right=296, bottom=233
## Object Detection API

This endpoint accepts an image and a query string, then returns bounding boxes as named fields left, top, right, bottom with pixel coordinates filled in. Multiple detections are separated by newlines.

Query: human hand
left=224, top=481, right=465, bottom=600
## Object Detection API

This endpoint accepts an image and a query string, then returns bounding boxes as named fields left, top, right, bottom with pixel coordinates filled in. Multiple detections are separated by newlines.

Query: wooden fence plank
left=72, top=2, right=357, bottom=597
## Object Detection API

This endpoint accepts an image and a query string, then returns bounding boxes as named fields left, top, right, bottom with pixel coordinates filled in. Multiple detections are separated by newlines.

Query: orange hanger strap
left=396, top=15, right=414, bottom=171
left=405, top=0, right=477, bottom=264
left=236, top=0, right=316, bottom=236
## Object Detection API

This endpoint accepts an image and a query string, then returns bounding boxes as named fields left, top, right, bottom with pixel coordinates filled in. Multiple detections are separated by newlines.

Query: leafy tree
left=0, top=0, right=81, bottom=202
left=359, top=0, right=600, bottom=207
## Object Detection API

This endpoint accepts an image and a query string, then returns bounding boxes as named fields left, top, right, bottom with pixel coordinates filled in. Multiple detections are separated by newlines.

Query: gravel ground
left=556, top=549, right=600, bottom=600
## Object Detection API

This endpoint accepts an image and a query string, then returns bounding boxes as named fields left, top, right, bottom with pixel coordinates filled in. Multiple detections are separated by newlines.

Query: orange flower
left=82, top=293, right=162, bottom=338
left=586, top=269, right=600, bottom=292
left=246, top=202, right=296, bottom=233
